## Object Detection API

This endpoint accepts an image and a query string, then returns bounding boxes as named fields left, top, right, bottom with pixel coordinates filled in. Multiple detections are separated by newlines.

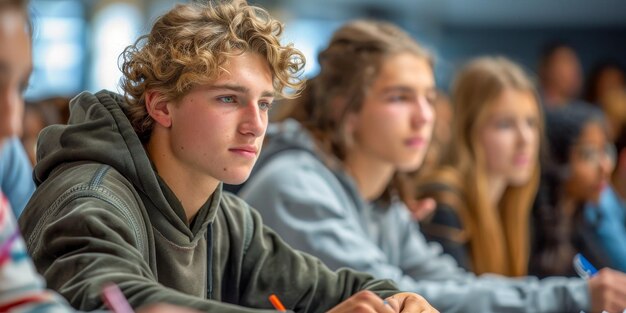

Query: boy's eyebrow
left=208, top=84, right=275, bottom=98
left=380, top=85, right=436, bottom=94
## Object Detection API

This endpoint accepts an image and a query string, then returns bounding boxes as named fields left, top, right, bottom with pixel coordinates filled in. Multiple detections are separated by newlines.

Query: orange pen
left=268, top=293, right=286, bottom=312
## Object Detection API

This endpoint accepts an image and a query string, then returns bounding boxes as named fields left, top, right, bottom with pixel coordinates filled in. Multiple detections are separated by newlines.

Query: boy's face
left=0, top=8, right=32, bottom=147
left=165, top=52, right=274, bottom=185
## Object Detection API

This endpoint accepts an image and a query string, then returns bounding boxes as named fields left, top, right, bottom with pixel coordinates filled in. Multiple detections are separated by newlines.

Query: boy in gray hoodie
left=18, top=1, right=436, bottom=313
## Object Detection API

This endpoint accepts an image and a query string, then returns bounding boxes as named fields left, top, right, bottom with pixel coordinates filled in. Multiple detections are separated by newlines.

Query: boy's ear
left=145, top=90, right=172, bottom=128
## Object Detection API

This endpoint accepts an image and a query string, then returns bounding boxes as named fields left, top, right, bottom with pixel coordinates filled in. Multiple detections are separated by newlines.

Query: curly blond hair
left=120, top=0, right=305, bottom=142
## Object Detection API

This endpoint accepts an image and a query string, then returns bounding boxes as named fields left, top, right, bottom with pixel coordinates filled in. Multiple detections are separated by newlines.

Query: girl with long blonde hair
left=417, top=56, right=542, bottom=277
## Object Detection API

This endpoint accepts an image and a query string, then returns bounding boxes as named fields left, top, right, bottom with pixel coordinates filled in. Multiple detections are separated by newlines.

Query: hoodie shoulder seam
left=29, top=166, right=146, bottom=256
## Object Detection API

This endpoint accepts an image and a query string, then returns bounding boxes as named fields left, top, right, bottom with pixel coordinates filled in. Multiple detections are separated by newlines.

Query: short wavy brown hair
left=120, top=0, right=305, bottom=142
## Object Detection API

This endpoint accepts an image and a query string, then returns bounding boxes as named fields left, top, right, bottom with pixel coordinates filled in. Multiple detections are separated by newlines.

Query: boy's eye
left=218, top=96, right=236, bottom=103
left=259, top=101, right=273, bottom=111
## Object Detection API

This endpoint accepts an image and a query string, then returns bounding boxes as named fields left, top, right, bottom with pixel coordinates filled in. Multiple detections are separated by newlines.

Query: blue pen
left=573, top=253, right=598, bottom=279
left=573, top=256, right=618, bottom=313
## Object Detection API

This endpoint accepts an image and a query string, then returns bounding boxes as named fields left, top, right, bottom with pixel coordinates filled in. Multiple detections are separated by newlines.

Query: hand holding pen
left=574, top=254, right=626, bottom=313
left=270, top=291, right=438, bottom=313
left=325, top=290, right=438, bottom=313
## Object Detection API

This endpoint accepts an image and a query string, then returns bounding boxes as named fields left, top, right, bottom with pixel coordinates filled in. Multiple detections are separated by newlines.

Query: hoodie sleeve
left=18, top=175, right=341, bottom=313
left=0, top=192, right=74, bottom=313
left=240, top=151, right=591, bottom=313
left=218, top=195, right=401, bottom=313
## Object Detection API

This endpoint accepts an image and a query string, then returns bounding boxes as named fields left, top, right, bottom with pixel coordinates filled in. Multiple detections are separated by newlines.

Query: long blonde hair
left=419, top=56, right=542, bottom=276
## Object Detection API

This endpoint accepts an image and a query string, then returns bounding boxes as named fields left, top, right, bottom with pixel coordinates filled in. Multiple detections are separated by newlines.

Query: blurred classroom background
left=21, top=0, right=626, bottom=165
left=26, top=0, right=626, bottom=101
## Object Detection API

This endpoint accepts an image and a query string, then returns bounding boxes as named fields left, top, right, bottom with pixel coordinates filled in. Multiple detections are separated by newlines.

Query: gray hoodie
left=18, top=91, right=402, bottom=312
left=240, top=118, right=591, bottom=313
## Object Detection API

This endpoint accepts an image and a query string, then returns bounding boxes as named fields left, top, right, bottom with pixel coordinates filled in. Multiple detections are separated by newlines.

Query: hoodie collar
left=35, top=90, right=221, bottom=238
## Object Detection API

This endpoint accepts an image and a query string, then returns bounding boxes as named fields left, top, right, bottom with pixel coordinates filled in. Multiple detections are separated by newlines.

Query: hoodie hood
left=34, top=90, right=220, bottom=235
left=226, top=118, right=325, bottom=195
left=249, top=119, right=364, bottom=205
left=261, top=118, right=319, bottom=158
left=36, top=91, right=148, bottom=187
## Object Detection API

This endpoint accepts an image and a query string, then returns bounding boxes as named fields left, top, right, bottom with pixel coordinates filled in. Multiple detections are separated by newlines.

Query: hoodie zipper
left=206, top=223, right=213, bottom=299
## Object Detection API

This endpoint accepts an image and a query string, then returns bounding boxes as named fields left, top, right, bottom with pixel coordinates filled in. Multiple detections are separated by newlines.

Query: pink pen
left=102, top=283, right=135, bottom=313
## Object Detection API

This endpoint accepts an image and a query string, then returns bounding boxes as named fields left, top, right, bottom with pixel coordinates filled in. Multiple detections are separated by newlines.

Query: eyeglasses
left=573, top=143, right=617, bottom=166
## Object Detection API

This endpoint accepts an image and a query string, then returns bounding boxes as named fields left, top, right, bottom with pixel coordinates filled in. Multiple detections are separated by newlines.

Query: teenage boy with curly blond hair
left=18, top=1, right=436, bottom=312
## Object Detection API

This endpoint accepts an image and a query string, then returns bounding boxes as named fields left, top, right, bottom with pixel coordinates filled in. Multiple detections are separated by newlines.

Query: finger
left=611, top=287, right=626, bottom=311
left=136, top=304, right=202, bottom=313
left=416, top=198, right=436, bottom=220
left=385, top=297, right=401, bottom=313
left=410, top=198, right=436, bottom=221
left=596, top=269, right=626, bottom=312
left=399, top=294, right=437, bottom=313
left=605, top=288, right=626, bottom=313
left=350, top=291, right=395, bottom=313
left=600, top=269, right=626, bottom=299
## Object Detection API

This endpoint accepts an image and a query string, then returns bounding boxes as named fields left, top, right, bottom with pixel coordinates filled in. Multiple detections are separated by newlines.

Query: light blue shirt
left=585, top=186, right=626, bottom=272
left=0, top=137, right=36, bottom=217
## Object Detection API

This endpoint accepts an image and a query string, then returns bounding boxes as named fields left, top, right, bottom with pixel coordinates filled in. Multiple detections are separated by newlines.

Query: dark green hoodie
left=18, top=90, right=400, bottom=312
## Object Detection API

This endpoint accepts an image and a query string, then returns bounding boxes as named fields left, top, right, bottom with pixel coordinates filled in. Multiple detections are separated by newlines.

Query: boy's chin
left=220, top=172, right=252, bottom=186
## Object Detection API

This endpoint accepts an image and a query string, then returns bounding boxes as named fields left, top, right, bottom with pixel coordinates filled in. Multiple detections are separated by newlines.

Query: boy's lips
left=229, top=145, right=258, bottom=158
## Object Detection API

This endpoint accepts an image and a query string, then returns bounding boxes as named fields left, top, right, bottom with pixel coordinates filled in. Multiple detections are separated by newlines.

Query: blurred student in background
left=583, top=61, right=626, bottom=141
left=582, top=123, right=626, bottom=273
left=612, top=127, right=626, bottom=208
left=609, top=126, right=626, bottom=255
left=237, top=20, right=626, bottom=312
left=579, top=60, right=626, bottom=274
left=0, top=138, right=34, bottom=217
left=0, top=0, right=71, bottom=310
left=538, top=42, right=584, bottom=110
left=584, top=60, right=625, bottom=108
left=531, top=104, right=622, bottom=277
left=417, top=57, right=541, bottom=277
left=0, top=0, right=35, bottom=218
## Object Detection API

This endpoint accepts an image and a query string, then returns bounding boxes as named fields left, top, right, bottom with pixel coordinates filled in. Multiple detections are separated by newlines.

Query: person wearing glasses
left=531, top=103, right=618, bottom=278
